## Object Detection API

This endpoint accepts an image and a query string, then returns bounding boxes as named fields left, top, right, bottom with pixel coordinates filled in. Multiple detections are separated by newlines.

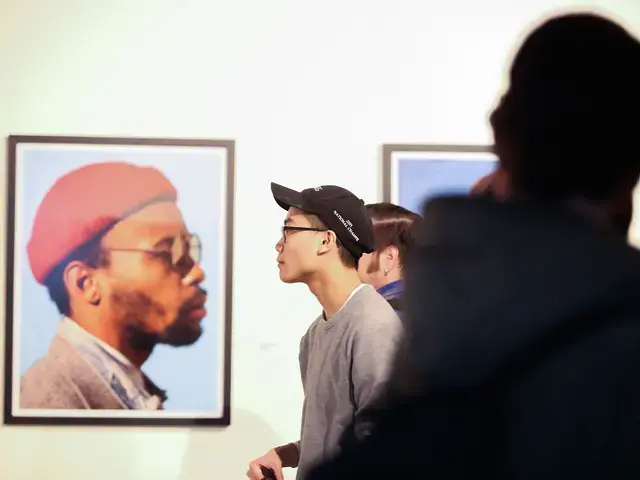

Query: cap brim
left=271, top=182, right=306, bottom=212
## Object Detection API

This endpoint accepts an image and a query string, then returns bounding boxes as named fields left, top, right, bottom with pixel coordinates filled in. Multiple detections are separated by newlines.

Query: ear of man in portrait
left=20, top=161, right=207, bottom=410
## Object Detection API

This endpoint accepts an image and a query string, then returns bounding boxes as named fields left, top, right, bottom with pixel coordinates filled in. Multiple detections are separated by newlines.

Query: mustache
left=182, top=287, right=208, bottom=311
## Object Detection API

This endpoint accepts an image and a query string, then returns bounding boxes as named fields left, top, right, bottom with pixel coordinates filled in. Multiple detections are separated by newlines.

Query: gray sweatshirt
left=294, top=284, right=404, bottom=480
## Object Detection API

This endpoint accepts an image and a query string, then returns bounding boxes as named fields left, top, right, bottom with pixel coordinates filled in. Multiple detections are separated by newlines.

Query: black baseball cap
left=271, top=182, right=375, bottom=260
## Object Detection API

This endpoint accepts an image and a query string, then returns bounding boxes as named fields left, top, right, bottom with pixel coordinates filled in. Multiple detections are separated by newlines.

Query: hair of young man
left=43, top=235, right=110, bottom=317
left=365, top=202, right=423, bottom=270
left=308, top=214, right=358, bottom=269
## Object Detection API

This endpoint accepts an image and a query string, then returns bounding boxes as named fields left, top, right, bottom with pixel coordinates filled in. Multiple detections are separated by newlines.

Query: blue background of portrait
left=393, top=154, right=498, bottom=213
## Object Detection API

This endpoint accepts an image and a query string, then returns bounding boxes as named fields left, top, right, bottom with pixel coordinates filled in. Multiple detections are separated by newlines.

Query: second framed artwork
left=382, top=144, right=498, bottom=214
left=4, top=135, right=234, bottom=427
left=382, top=143, right=640, bottom=248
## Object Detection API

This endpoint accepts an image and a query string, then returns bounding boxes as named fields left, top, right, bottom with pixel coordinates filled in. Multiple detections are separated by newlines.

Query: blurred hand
left=247, top=449, right=283, bottom=480
left=470, top=169, right=511, bottom=199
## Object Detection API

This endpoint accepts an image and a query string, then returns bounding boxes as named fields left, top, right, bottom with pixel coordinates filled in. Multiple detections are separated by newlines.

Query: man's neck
left=375, top=271, right=402, bottom=291
left=69, top=310, right=152, bottom=369
left=307, top=267, right=363, bottom=319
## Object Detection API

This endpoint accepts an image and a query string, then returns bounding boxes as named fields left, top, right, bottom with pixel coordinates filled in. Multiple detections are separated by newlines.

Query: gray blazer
left=21, top=334, right=132, bottom=410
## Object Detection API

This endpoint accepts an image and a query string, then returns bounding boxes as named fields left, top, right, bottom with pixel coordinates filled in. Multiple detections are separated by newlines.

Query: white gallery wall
left=0, top=0, right=638, bottom=478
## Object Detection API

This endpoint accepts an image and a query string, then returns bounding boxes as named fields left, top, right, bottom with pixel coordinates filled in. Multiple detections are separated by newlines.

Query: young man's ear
left=318, top=230, right=338, bottom=255
left=385, top=245, right=400, bottom=262
left=63, top=261, right=101, bottom=305
left=380, top=245, right=400, bottom=273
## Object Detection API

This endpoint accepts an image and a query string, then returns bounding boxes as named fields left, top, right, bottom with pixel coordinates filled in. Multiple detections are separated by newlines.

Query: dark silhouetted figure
left=305, top=12, right=640, bottom=480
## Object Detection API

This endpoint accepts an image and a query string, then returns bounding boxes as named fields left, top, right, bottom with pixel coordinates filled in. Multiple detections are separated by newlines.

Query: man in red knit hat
left=20, top=161, right=207, bottom=410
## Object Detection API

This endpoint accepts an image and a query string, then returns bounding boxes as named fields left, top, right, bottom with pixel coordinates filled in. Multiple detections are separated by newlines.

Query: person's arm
left=247, top=442, right=300, bottom=480
left=350, top=313, right=404, bottom=440
left=275, top=441, right=300, bottom=468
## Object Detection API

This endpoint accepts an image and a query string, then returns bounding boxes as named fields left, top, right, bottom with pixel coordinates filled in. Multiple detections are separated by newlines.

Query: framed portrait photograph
left=4, top=135, right=234, bottom=427
left=382, top=144, right=498, bottom=213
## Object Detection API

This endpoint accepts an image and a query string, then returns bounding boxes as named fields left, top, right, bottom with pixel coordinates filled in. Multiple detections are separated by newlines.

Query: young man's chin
left=279, top=269, right=302, bottom=284
left=279, top=274, right=298, bottom=284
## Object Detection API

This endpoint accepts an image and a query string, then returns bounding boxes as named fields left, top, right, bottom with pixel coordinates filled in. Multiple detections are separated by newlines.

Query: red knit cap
left=27, top=161, right=178, bottom=284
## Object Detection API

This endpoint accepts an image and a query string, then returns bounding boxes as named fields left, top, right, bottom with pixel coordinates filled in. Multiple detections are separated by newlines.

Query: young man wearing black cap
left=246, top=183, right=403, bottom=480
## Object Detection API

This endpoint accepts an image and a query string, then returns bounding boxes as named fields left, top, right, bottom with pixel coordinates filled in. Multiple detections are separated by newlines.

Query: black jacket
left=306, top=196, right=640, bottom=480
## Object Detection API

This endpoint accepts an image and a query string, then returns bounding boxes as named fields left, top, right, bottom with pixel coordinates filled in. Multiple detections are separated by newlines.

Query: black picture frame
left=4, top=134, right=235, bottom=427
